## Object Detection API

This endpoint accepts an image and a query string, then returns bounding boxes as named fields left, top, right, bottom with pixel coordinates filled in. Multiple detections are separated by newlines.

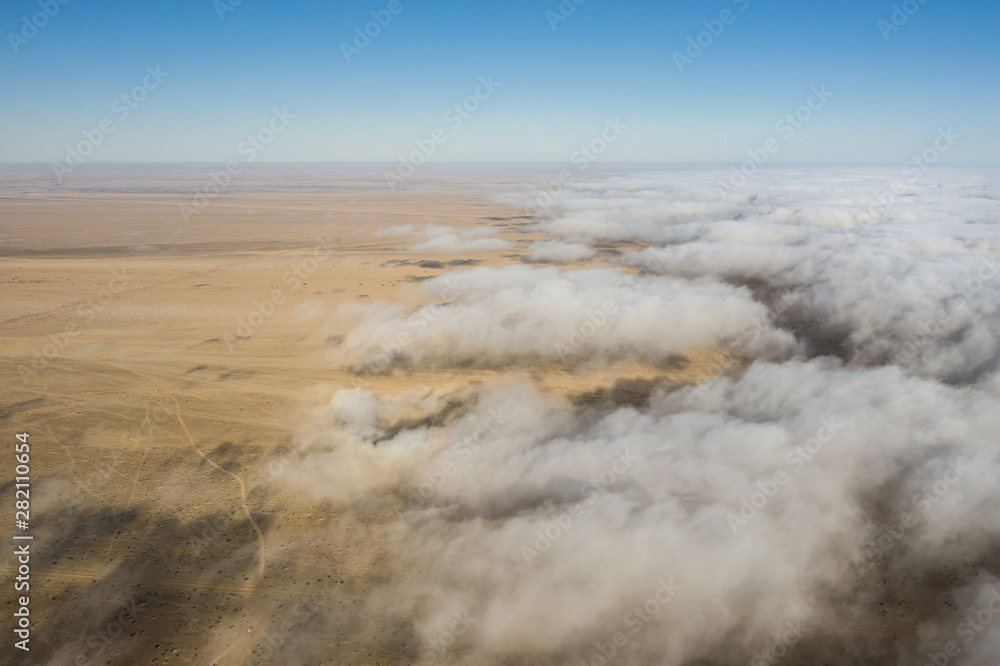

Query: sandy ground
left=0, top=165, right=736, bottom=665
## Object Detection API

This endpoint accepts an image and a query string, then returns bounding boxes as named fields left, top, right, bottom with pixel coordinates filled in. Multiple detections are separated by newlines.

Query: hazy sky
left=1, top=0, right=998, bottom=164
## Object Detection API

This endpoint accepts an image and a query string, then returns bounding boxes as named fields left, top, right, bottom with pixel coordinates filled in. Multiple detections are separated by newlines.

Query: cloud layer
left=282, top=168, right=1000, bottom=664
left=338, top=264, right=798, bottom=369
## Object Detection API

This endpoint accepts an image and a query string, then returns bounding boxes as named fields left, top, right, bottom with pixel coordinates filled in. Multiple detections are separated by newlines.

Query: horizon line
left=2, top=160, right=999, bottom=168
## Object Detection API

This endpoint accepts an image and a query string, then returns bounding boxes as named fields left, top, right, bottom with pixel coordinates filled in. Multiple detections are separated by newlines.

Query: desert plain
left=0, top=164, right=735, bottom=665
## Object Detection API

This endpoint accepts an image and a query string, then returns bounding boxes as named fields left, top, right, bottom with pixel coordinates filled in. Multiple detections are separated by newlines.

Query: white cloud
left=524, top=240, right=595, bottom=264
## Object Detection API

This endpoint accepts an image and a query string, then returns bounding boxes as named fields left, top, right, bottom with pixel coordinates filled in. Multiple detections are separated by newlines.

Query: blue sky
left=1, top=0, right=997, bottom=164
